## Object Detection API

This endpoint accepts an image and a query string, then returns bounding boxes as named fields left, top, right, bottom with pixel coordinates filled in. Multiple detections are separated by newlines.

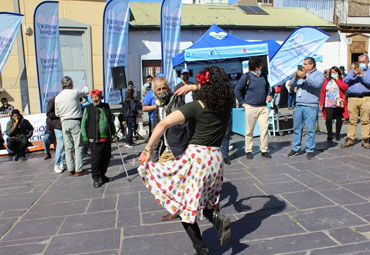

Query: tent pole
left=184, top=62, right=188, bottom=69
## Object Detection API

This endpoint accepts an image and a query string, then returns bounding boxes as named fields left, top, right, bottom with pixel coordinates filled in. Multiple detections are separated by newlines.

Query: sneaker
left=13, top=154, right=19, bottom=161
left=246, top=152, right=253, bottom=160
left=223, top=157, right=231, bottom=165
left=341, top=137, right=354, bottom=148
left=124, top=143, right=133, bottom=148
left=361, top=138, right=370, bottom=149
left=306, top=152, right=315, bottom=159
left=261, top=152, right=272, bottom=158
left=54, top=165, right=63, bottom=173
left=59, top=164, right=65, bottom=171
left=44, top=153, right=51, bottom=160
left=287, top=149, right=301, bottom=157
left=228, top=145, right=234, bottom=151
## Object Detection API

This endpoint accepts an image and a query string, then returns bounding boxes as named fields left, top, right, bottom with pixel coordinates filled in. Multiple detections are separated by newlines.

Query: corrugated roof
left=129, top=3, right=337, bottom=30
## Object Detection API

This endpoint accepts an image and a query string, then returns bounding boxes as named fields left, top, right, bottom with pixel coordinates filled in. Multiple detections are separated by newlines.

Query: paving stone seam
left=0, top=173, right=63, bottom=242
left=304, top=240, right=370, bottom=254
left=275, top=194, right=300, bottom=211
left=286, top=170, right=370, bottom=202
left=233, top=159, right=266, bottom=186
left=60, top=249, right=119, bottom=255
left=321, top=229, right=342, bottom=245
left=138, top=191, right=143, bottom=226
left=40, top=216, right=68, bottom=254
left=122, top=229, right=186, bottom=239
left=118, top=227, right=124, bottom=255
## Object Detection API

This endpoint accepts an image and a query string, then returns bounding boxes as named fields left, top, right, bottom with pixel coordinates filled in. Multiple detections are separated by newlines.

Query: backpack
left=241, top=71, right=270, bottom=98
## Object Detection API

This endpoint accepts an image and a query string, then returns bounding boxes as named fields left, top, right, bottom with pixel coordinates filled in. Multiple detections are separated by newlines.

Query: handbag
left=336, top=97, right=345, bottom=108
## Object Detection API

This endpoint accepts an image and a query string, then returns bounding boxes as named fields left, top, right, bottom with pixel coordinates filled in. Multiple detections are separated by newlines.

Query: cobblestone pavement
left=0, top=131, right=370, bottom=255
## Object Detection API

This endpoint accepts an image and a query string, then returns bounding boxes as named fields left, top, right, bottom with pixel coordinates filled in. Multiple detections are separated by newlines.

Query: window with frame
left=257, top=0, right=272, bottom=4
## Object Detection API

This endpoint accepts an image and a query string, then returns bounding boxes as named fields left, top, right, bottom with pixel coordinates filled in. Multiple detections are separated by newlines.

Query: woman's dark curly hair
left=194, top=66, right=234, bottom=113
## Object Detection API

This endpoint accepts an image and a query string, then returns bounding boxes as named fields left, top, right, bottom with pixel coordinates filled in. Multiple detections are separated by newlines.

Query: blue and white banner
left=102, top=0, right=130, bottom=105
left=161, top=0, right=182, bottom=89
left=0, top=12, right=23, bottom=73
left=34, top=1, right=63, bottom=113
left=269, top=26, right=330, bottom=87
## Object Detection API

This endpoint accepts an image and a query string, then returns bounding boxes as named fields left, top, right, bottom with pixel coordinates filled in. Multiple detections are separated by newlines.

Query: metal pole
left=13, top=0, right=30, bottom=114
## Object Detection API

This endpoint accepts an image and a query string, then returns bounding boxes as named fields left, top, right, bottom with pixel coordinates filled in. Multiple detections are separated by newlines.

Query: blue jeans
left=287, top=93, right=296, bottom=108
left=292, top=105, right=318, bottom=153
left=221, top=115, right=232, bottom=158
left=54, top=129, right=65, bottom=166
left=43, top=132, right=55, bottom=154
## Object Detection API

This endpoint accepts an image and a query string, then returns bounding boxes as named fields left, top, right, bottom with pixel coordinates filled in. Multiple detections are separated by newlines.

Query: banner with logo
left=161, top=0, right=182, bottom=89
left=269, top=26, right=329, bottom=87
left=0, top=12, right=23, bottom=73
left=34, top=1, right=63, bottom=113
left=102, top=0, right=130, bottom=105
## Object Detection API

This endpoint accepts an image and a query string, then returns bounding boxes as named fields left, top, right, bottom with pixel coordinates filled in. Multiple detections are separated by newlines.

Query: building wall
left=1, top=0, right=106, bottom=114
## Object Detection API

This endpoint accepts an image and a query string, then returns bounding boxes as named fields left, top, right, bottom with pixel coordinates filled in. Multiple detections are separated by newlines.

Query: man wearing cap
left=81, top=89, right=116, bottom=188
left=55, top=76, right=89, bottom=176
left=6, top=109, right=33, bottom=161
left=174, top=68, right=194, bottom=104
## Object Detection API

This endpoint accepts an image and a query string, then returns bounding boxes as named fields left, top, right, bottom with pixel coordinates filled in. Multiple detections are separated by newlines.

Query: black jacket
left=82, top=103, right=115, bottom=143
left=6, top=115, right=34, bottom=139
left=46, top=97, right=62, bottom=130
left=122, top=99, right=138, bottom=119
left=152, top=84, right=193, bottom=161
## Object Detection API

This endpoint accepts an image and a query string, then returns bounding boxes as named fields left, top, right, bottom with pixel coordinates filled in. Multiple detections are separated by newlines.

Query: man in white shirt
left=55, top=76, right=89, bottom=176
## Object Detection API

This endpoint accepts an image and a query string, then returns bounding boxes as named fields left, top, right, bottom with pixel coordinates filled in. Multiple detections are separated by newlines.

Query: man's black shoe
left=100, top=176, right=112, bottom=184
left=287, top=149, right=300, bottom=157
left=224, top=157, right=231, bottom=165
left=246, top=152, right=253, bottom=160
left=194, top=247, right=209, bottom=255
left=306, top=152, right=315, bottom=160
left=93, top=180, right=101, bottom=188
left=261, top=152, right=272, bottom=158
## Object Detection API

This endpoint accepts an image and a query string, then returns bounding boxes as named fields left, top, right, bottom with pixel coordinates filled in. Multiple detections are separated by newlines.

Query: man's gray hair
left=153, top=76, right=170, bottom=91
left=358, top=55, right=369, bottom=61
left=61, top=76, right=73, bottom=89
left=304, top=57, right=316, bottom=68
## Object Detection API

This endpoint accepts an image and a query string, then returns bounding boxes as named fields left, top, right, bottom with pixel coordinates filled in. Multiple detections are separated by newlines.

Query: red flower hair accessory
left=196, top=70, right=210, bottom=85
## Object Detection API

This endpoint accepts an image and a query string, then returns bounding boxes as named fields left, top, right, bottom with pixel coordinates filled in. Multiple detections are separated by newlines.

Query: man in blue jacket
left=234, top=57, right=272, bottom=160
left=342, top=55, right=370, bottom=149
left=287, top=57, right=325, bottom=159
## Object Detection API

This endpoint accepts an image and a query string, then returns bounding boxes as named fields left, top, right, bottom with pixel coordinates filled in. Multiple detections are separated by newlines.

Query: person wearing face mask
left=151, top=76, right=177, bottom=162
left=342, top=55, right=370, bottom=149
left=320, top=66, right=348, bottom=141
left=81, top=89, right=116, bottom=188
left=287, top=57, right=325, bottom=159
left=234, top=57, right=272, bottom=160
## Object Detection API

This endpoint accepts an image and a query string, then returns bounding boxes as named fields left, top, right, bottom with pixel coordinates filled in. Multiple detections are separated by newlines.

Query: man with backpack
left=234, top=57, right=272, bottom=160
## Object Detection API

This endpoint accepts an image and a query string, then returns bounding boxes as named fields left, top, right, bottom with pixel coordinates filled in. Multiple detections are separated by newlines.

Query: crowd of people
left=1, top=54, right=370, bottom=255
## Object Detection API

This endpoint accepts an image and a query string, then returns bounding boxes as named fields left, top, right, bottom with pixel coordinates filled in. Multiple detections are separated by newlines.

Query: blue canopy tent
left=172, top=24, right=269, bottom=68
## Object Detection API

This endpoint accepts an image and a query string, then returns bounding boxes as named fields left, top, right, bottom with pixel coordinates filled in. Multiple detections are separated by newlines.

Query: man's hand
left=296, top=70, right=306, bottom=79
left=359, top=69, right=364, bottom=78
left=267, top=95, right=272, bottom=103
left=353, top=68, right=361, bottom=76
left=242, top=103, right=248, bottom=108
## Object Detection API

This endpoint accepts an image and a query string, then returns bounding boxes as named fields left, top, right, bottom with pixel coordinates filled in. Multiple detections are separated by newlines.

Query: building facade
left=1, top=0, right=339, bottom=114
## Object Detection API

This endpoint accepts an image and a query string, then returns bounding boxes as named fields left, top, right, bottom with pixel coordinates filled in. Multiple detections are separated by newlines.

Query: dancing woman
left=138, top=66, right=233, bottom=255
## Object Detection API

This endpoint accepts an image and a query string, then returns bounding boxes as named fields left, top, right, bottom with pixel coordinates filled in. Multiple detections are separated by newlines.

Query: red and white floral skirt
left=138, top=144, right=224, bottom=224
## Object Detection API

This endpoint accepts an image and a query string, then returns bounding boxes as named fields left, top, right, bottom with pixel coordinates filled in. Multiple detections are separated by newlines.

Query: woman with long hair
left=138, top=66, right=233, bottom=255
left=320, top=66, right=348, bottom=141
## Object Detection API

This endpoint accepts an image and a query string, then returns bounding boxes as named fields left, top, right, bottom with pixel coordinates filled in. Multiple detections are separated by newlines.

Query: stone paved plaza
left=0, top=131, right=370, bottom=255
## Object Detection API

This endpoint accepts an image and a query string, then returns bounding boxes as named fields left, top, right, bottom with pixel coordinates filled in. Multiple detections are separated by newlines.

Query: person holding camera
left=320, top=66, right=348, bottom=141
left=342, top=55, right=370, bottom=149
left=287, top=57, right=325, bottom=159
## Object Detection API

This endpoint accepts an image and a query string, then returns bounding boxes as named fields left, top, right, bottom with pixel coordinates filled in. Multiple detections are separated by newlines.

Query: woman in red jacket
left=320, top=66, right=349, bottom=141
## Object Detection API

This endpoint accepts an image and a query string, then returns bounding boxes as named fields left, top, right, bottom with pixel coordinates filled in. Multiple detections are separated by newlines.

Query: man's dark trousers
left=90, top=141, right=111, bottom=181
left=7, top=136, right=28, bottom=155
